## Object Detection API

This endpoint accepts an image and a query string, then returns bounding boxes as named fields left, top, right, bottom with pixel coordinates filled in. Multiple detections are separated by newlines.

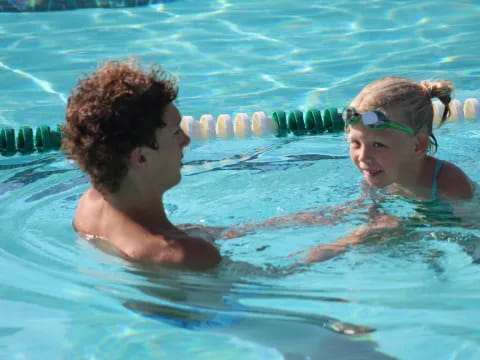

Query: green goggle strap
left=347, top=114, right=415, bottom=135
left=386, top=122, right=416, bottom=134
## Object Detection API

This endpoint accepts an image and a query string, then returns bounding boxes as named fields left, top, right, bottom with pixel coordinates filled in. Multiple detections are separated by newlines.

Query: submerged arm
left=184, top=198, right=373, bottom=241
left=302, top=214, right=402, bottom=263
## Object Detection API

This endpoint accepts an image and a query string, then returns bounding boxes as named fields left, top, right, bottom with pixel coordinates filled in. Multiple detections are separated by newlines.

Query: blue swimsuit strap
left=431, top=160, right=445, bottom=200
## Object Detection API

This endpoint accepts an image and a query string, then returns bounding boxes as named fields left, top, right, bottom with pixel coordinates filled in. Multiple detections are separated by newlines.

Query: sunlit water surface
left=1, top=0, right=480, bottom=359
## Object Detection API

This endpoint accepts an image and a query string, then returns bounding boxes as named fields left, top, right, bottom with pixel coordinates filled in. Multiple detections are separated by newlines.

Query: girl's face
left=347, top=121, right=418, bottom=189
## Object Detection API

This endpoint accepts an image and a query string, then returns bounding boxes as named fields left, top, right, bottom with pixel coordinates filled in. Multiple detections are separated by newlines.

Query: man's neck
left=105, top=188, right=174, bottom=234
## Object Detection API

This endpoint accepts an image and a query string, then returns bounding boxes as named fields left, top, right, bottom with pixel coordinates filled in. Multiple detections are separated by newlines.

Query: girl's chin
left=364, top=176, right=389, bottom=188
left=367, top=183, right=385, bottom=189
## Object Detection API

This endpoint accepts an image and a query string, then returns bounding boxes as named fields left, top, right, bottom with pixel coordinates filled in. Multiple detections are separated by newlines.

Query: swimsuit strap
left=431, top=159, right=445, bottom=200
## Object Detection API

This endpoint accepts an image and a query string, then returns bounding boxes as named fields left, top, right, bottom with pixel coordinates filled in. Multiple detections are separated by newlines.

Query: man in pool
left=62, top=59, right=221, bottom=270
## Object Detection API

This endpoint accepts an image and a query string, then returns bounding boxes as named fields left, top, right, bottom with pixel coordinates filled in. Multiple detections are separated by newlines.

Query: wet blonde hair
left=351, top=76, right=453, bottom=133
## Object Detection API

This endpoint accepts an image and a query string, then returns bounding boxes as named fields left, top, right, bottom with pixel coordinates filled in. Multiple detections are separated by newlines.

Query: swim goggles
left=342, top=107, right=415, bottom=134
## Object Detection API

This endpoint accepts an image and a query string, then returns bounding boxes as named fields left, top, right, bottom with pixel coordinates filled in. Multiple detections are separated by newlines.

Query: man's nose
left=181, top=130, right=190, bottom=147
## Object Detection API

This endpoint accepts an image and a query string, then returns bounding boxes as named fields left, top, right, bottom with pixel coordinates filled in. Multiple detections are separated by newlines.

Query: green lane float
left=288, top=110, right=306, bottom=136
left=0, top=124, right=62, bottom=156
left=17, top=127, right=34, bottom=154
left=305, top=109, right=324, bottom=134
left=35, top=125, right=62, bottom=152
left=272, top=111, right=288, bottom=137
left=0, top=128, right=16, bottom=156
left=322, top=108, right=344, bottom=132
left=1, top=98, right=478, bottom=157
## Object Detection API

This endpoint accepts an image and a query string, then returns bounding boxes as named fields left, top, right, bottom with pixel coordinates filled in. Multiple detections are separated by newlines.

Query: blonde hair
left=351, top=76, right=454, bottom=134
left=350, top=76, right=453, bottom=154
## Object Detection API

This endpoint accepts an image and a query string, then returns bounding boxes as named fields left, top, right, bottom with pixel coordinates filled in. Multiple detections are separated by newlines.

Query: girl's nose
left=358, top=145, right=372, bottom=163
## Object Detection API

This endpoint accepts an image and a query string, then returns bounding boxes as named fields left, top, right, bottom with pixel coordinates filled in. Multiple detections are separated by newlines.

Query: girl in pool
left=344, top=76, right=473, bottom=201
left=303, top=76, right=476, bottom=262
left=228, top=77, right=477, bottom=255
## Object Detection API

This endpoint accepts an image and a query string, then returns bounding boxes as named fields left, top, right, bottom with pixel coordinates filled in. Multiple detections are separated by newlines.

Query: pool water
left=1, top=1, right=480, bottom=359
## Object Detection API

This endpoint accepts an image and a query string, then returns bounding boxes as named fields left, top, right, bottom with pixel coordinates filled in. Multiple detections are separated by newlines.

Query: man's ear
left=414, top=133, right=429, bottom=157
left=130, top=148, right=147, bottom=168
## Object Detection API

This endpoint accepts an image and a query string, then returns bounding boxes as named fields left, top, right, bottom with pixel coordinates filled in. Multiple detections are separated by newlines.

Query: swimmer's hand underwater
left=178, top=224, right=247, bottom=241
left=302, top=214, right=401, bottom=263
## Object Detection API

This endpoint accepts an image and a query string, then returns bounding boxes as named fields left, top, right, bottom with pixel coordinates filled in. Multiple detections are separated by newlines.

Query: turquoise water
left=1, top=1, right=480, bottom=359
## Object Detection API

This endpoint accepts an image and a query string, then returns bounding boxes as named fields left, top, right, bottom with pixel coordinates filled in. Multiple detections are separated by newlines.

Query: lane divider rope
left=1, top=99, right=478, bottom=157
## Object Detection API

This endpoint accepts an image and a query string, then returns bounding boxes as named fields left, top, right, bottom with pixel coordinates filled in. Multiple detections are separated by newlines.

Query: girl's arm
left=181, top=185, right=380, bottom=241
left=300, top=213, right=402, bottom=263
left=178, top=198, right=371, bottom=242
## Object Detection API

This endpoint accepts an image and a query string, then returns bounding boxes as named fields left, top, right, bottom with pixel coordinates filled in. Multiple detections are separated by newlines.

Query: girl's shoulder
left=437, top=159, right=475, bottom=200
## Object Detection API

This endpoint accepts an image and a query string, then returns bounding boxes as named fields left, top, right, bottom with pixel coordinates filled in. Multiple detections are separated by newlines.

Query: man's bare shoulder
left=73, top=189, right=220, bottom=270
left=73, top=188, right=105, bottom=235
left=127, top=231, right=221, bottom=270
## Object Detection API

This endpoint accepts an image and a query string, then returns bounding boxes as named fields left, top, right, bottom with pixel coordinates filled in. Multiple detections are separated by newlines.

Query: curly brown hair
left=62, top=59, right=178, bottom=194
